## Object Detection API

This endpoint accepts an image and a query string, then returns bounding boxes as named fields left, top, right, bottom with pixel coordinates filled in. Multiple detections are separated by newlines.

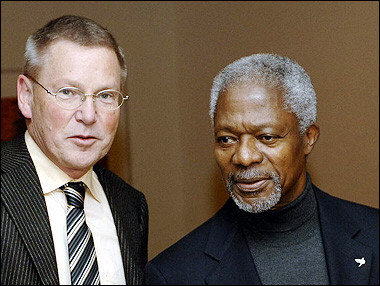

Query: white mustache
left=230, top=169, right=280, bottom=182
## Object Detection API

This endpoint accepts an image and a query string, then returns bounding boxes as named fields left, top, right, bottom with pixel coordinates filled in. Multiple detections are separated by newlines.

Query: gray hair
left=23, top=15, right=127, bottom=93
left=210, top=53, right=317, bottom=134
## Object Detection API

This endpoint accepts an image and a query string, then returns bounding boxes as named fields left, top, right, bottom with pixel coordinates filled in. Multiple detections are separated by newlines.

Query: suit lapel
left=315, top=187, right=373, bottom=285
left=1, top=138, right=59, bottom=284
left=204, top=200, right=261, bottom=285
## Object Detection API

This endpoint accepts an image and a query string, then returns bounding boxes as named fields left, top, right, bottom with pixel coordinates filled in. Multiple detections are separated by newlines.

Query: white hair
left=210, top=53, right=317, bottom=134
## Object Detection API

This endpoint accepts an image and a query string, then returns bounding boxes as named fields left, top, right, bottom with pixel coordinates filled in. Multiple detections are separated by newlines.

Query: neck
left=238, top=173, right=316, bottom=232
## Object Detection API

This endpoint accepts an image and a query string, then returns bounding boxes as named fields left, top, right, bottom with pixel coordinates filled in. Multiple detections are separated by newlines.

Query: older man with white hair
left=144, top=53, right=379, bottom=285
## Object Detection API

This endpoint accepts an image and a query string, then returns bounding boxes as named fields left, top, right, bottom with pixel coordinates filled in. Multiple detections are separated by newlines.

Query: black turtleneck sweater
left=238, top=174, right=329, bottom=285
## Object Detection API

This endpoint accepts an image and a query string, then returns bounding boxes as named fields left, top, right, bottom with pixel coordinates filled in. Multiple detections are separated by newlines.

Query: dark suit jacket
left=144, top=185, right=379, bottom=285
left=1, top=135, right=149, bottom=285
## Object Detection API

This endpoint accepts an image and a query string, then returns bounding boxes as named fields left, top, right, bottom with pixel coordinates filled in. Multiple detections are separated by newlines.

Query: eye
left=56, top=87, right=81, bottom=99
left=98, top=91, right=120, bottom=104
left=262, top=135, right=274, bottom=141
left=259, top=134, right=279, bottom=144
left=100, top=92, right=113, bottom=99
left=61, top=88, right=74, bottom=95
left=216, top=136, right=238, bottom=147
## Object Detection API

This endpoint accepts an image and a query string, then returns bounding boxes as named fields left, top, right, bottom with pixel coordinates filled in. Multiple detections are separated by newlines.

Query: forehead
left=38, top=39, right=120, bottom=85
left=42, top=39, right=117, bottom=63
left=214, top=83, right=298, bottom=131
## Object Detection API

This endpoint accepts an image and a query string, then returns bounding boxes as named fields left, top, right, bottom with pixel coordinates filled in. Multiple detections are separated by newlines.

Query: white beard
left=226, top=169, right=282, bottom=214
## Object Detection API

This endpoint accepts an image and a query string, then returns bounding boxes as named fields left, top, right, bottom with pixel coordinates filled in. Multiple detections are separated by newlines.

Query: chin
left=66, top=156, right=99, bottom=170
left=228, top=185, right=282, bottom=214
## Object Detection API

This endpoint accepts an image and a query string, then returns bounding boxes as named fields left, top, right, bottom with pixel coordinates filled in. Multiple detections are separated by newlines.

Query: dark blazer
left=1, top=135, right=149, bottom=285
left=144, top=185, right=379, bottom=285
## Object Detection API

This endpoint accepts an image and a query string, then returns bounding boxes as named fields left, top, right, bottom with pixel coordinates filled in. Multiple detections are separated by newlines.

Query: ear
left=17, top=75, right=34, bottom=119
left=303, top=123, right=320, bottom=155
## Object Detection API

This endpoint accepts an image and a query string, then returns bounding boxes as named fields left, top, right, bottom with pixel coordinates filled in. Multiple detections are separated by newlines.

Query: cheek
left=32, top=97, right=67, bottom=131
left=102, top=112, right=120, bottom=137
left=268, top=144, right=305, bottom=177
left=214, top=148, right=233, bottom=176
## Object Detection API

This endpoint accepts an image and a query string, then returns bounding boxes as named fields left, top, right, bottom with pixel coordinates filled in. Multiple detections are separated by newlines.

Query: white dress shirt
left=25, top=131, right=126, bottom=285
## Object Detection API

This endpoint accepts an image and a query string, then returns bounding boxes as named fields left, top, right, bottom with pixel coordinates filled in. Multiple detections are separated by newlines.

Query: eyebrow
left=53, top=80, right=120, bottom=92
left=214, top=123, right=287, bottom=135
left=214, top=126, right=236, bottom=134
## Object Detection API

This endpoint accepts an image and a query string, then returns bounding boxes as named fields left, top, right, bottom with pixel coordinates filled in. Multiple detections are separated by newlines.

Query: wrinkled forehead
left=218, top=81, right=286, bottom=110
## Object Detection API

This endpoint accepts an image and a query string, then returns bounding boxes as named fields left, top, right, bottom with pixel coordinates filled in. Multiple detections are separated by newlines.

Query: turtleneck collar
left=238, top=173, right=317, bottom=233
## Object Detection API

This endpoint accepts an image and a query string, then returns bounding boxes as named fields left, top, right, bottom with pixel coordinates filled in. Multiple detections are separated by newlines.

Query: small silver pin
left=355, top=257, right=366, bottom=267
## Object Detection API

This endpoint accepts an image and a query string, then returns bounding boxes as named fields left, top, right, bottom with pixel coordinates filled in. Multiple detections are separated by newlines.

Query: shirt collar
left=25, top=130, right=101, bottom=202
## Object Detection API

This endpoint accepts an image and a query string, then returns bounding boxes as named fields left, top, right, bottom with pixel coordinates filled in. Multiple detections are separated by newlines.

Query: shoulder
left=145, top=216, right=214, bottom=284
left=94, top=164, right=145, bottom=199
left=1, top=134, right=31, bottom=173
left=145, top=200, right=238, bottom=284
left=314, top=185, right=379, bottom=240
left=93, top=164, right=147, bottom=213
left=314, top=185, right=378, bottom=219
left=152, top=213, right=214, bottom=262
left=150, top=199, right=238, bottom=262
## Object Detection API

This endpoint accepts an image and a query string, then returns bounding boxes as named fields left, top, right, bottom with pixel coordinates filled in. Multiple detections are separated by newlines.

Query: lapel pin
left=354, top=257, right=366, bottom=267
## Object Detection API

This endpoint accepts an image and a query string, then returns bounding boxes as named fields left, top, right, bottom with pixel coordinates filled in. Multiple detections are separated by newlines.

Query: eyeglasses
left=27, top=76, right=129, bottom=110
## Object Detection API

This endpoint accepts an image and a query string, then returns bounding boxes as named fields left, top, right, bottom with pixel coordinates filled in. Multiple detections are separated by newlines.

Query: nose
left=75, top=95, right=97, bottom=124
left=232, top=136, right=263, bottom=167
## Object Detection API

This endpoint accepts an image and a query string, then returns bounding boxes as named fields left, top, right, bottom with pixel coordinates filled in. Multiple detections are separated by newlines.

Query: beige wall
left=2, top=1, right=378, bottom=260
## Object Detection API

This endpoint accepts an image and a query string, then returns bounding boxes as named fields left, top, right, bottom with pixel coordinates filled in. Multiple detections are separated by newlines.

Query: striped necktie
left=61, top=182, right=100, bottom=285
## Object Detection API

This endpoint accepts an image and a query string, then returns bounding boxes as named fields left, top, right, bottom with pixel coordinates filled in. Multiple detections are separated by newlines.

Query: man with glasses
left=1, top=15, right=148, bottom=285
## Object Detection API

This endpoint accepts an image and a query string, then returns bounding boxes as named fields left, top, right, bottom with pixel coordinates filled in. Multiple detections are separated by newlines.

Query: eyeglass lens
left=56, top=87, right=124, bottom=110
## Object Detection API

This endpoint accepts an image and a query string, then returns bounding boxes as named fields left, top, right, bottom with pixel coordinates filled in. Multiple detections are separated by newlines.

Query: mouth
left=68, top=135, right=98, bottom=146
left=234, top=177, right=270, bottom=195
